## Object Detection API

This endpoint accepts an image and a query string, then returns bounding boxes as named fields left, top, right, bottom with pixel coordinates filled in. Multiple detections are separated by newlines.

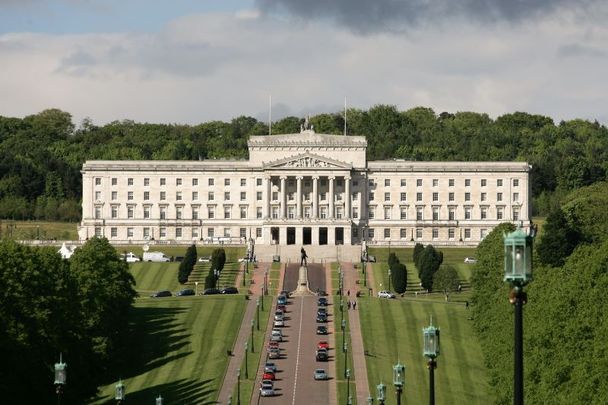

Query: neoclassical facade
left=79, top=129, right=531, bottom=247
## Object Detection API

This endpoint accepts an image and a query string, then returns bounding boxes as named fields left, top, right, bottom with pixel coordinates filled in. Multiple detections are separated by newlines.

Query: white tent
left=57, top=243, right=74, bottom=259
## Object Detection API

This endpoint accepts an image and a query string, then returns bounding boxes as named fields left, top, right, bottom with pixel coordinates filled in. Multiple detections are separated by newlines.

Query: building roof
left=248, top=130, right=367, bottom=148
left=368, top=160, right=531, bottom=172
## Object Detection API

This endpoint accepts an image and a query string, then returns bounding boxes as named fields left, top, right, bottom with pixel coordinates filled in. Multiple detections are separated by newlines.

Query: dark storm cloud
left=256, top=0, right=598, bottom=33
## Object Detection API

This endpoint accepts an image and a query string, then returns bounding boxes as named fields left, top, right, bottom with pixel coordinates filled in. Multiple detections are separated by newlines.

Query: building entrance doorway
left=303, top=227, right=312, bottom=245
left=335, top=227, right=344, bottom=245
left=271, top=227, right=279, bottom=244
left=287, top=227, right=296, bottom=245
left=319, top=227, right=328, bottom=245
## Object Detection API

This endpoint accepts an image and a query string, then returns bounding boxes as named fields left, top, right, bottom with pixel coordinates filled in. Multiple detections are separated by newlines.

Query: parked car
left=317, top=307, right=327, bottom=316
left=316, top=348, right=329, bottom=361
left=264, top=362, right=277, bottom=373
left=221, top=287, right=239, bottom=294
left=317, top=297, right=328, bottom=306
left=277, top=304, right=286, bottom=312
left=280, top=290, right=291, bottom=297
left=262, top=371, right=275, bottom=381
left=268, top=341, right=279, bottom=350
left=174, top=256, right=185, bottom=262
left=277, top=295, right=288, bottom=305
left=317, top=290, right=327, bottom=296
left=121, top=252, right=140, bottom=263
left=143, top=251, right=171, bottom=262
left=464, top=257, right=478, bottom=264
left=268, top=348, right=281, bottom=359
left=176, top=289, right=195, bottom=296
left=316, top=325, right=328, bottom=335
left=202, top=288, right=221, bottom=295
left=270, top=329, right=283, bottom=342
left=274, top=310, right=284, bottom=321
left=317, top=341, right=329, bottom=350
left=198, top=256, right=211, bottom=262
left=273, top=319, right=284, bottom=327
left=316, top=313, right=328, bottom=323
left=260, top=384, right=275, bottom=397
left=150, top=290, right=171, bottom=298
left=378, top=290, right=396, bottom=299
left=314, top=369, right=329, bottom=380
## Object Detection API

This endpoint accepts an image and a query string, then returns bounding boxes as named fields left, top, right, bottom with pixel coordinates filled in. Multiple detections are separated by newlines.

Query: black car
left=150, top=290, right=172, bottom=298
left=221, top=287, right=239, bottom=294
left=176, top=289, right=195, bottom=296
left=316, top=313, right=328, bottom=323
left=317, top=297, right=328, bottom=307
left=316, top=348, right=329, bottom=361
left=316, top=325, right=328, bottom=335
left=317, top=308, right=327, bottom=316
left=202, top=288, right=221, bottom=295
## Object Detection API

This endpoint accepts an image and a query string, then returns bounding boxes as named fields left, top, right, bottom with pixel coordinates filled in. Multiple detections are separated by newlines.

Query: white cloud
left=0, top=9, right=607, bottom=125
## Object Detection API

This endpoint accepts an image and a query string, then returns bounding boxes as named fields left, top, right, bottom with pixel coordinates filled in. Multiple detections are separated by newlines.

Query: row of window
left=373, top=178, right=519, bottom=188
left=369, top=227, right=487, bottom=240
left=369, top=191, right=520, bottom=203
left=369, top=206, right=520, bottom=221
left=95, top=177, right=263, bottom=187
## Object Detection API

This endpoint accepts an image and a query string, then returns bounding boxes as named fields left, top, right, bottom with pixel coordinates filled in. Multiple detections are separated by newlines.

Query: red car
left=268, top=341, right=279, bottom=349
left=317, top=341, right=329, bottom=350
left=263, top=372, right=276, bottom=381
left=277, top=304, right=286, bottom=312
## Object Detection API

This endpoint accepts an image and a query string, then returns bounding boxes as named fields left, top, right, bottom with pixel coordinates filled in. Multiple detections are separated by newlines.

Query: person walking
left=300, top=247, right=308, bottom=267
left=353, top=301, right=357, bottom=310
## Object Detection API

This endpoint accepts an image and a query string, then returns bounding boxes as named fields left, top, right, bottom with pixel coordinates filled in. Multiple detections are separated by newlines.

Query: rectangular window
left=497, top=207, right=504, bottom=220
left=465, top=207, right=471, bottom=220
left=224, top=207, right=231, bottom=219
left=352, top=180, right=358, bottom=187
left=304, top=206, right=311, bottom=218
left=384, top=179, right=390, bottom=187
left=225, top=178, right=230, bottom=186
left=160, top=178, right=166, bottom=186
left=432, top=192, right=438, bottom=202
left=497, top=192, right=503, bottom=202
left=416, top=228, right=423, bottom=239
left=400, top=228, right=407, bottom=238
left=159, top=227, right=166, bottom=238
left=449, top=192, right=454, bottom=202
left=368, top=228, right=375, bottom=239
left=223, top=228, right=231, bottom=237
left=256, top=178, right=262, bottom=186
left=513, top=179, right=519, bottom=187
left=160, top=191, right=166, bottom=201
left=95, top=206, right=101, bottom=219
left=240, top=192, right=246, bottom=201
left=112, top=178, right=117, bottom=186
left=207, top=228, right=214, bottom=237
left=320, top=192, right=326, bottom=201
left=289, top=192, right=295, bottom=201
left=465, top=192, right=471, bottom=201
left=256, top=191, right=262, bottom=201
left=128, top=178, right=133, bottom=186
left=272, top=191, right=278, bottom=200
left=416, top=207, right=423, bottom=221
left=127, top=191, right=134, bottom=201
left=449, top=179, right=454, bottom=187
left=208, top=178, right=214, bottom=186
left=481, top=192, right=487, bottom=202
left=352, top=207, right=359, bottom=219
left=224, top=192, right=230, bottom=200
left=144, top=191, right=150, bottom=201
left=208, top=207, right=215, bottom=219
left=432, top=207, right=439, bottom=220
left=94, top=227, right=102, bottom=237
left=336, top=207, right=343, bottom=219
left=400, top=207, right=407, bottom=220
left=481, top=207, right=487, bottom=219
left=192, top=207, right=199, bottom=220
left=127, top=227, right=133, bottom=238
left=497, top=179, right=503, bottom=187
left=240, top=206, right=247, bottom=219
left=272, top=207, right=279, bottom=219
left=481, top=179, right=487, bottom=187
left=160, top=206, right=166, bottom=219
left=95, top=191, right=101, bottom=200
left=480, top=229, right=487, bottom=240
left=400, top=192, right=407, bottom=201
left=111, top=191, right=117, bottom=200
left=111, top=206, right=118, bottom=219
left=240, top=228, right=247, bottom=238
left=256, top=228, right=262, bottom=238
left=448, top=228, right=455, bottom=240
left=369, top=193, right=374, bottom=201
left=464, top=228, right=471, bottom=239
left=192, top=178, right=198, bottom=186
left=175, top=228, right=182, bottom=238
left=384, top=228, right=390, bottom=238
left=417, top=179, right=422, bottom=187
left=144, top=178, right=150, bottom=186
left=513, top=208, right=520, bottom=221
left=176, top=191, right=182, bottom=201
left=449, top=208, right=455, bottom=221
left=352, top=193, right=358, bottom=201
left=433, top=179, right=439, bottom=187
left=416, top=192, right=423, bottom=202
left=465, top=179, right=471, bottom=187
left=400, top=179, right=407, bottom=187
left=95, top=178, right=103, bottom=186
left=256, top=207, right=263, bottom=219
left=513, top=193, right=519, bottom=202
left=111, top=227, right=117, bottom=238
left=208, top=191, right=214, bottom=201
left=432, top=228, right=439, bottom=239
left=384, top=192, right=390, bottom=202
left=241, top=178, right=246, bottom=186
left=192, top=191, right=198, bottom=200
left=176, top=206, right=182, bottom=219
left=368, top=207, right=375, bottom=219
left=143, top=206, right=150, bottom=219
left=192, top=228, right=198, bottom=239
left=384, top=207, right=391, bottom=220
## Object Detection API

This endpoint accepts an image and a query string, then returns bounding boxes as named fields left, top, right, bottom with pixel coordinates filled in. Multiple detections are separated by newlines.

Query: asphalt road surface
left=256, top=264, right=332, bottom=405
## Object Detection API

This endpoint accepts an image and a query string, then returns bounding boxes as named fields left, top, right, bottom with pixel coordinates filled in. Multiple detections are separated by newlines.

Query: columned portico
left=328, top=176, right=335, bottom=219
left=296, top=176, right=302, bottom=218
left=312, top=176, right=319, bottom=219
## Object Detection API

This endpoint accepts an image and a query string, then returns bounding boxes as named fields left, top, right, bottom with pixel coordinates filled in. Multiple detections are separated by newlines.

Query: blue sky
left=0, top=0, right=607, bottom=125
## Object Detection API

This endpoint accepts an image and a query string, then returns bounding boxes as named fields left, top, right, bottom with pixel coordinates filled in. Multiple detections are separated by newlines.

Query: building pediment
left=264, top=152, right=352, bottom=170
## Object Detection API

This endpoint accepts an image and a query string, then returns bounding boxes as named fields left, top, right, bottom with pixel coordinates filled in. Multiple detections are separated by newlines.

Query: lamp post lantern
left=256, top=298, right=260, bottom=330
left=344, top=342, right=348, bottom=378
left=115, top=379, right=126, bottom=404
left=264, top=269, right=268, bottom=296
left=237, top=368, right=241, bottom=405
left=504, top=226, right=534, bottom=405
left=346, top=369, right=351, bottom=404
left=243, top=259, right=247, bottom=286
left=367, top=395, right=374, bottom=405
left=341, top=318, right=346, bottom=352
left=393, top=362, right=405, bottom=405
left=227, top=395, right=232, bottom=405
left=423, top=317, right=440, bottom=405
left=250, top=320, right=255, bottom=353
left=388, top=268, right=392, bottom=291
left=156, top=395, right=163, bottom=405
left=376, top=382, right=386, bottom=405
left=244, top=341, right=249, bottom=379
left=195, top=281, right=199, bottom=296
left=54, top=353, right=67, bottom=404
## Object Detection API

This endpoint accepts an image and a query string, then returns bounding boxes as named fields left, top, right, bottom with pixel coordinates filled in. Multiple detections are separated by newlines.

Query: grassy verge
left=130, top=262, right=181, bottom=294
left=360, top=297, right=491, bottom=404
left=0, top=220, right=78, bottom=240
left=117, top=246, right=246, bottom=262
left=89, top=296, right=246, bottom=404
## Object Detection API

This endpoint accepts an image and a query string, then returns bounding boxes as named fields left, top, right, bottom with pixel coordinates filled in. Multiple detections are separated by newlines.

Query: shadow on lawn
left=94, top=378, right=216, bottom=404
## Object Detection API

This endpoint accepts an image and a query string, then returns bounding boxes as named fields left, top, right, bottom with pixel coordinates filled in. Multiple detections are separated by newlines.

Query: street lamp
left=341, top=319, right=346, bottom=352
left=346, top=369, right=351, bottom=404
left=250, top=320, right=255, bottom=352
left=156, top=395, right=163, bottom=405
left=237, top=368, right=241, bottom=405
left=376, top=382, right=386, bottom=405
left=504, top=226, right=534, bottom=405
left=264, top=269, right=268, bottom=296
left=54, top=353, right=67, bottom=404
left=344, top=342, right=348, bottom=378
left=195, top=281, right=199, bottom=296
left=367, top=395, right=374, bottom=405
left=214, top=269, right=220, bottom=288
left=388, top=268, right=392, bottom=291
left=393, top=362, right=405, bottom=405
left=244, top=341, right=249, bottom=379
left=228, top=395, right=232, bottom=405
left=423, top=318, right=440, bottom=405
left=256, top=298, right=260, bottom=330
left=243, top=259, right=247, bottom=286
left=115, top=379, right=126, bottom=404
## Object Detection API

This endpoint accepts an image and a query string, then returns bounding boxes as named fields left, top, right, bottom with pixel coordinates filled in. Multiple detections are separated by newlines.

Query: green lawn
left=359, top=297, right=491, bottom=404
left=117, top=246, right=246, bottom=262
left=0, top=220, right=78, bottom=240
left=130, top=262, right=181, bottom=294
left=89, top=296, right=246, bottom=404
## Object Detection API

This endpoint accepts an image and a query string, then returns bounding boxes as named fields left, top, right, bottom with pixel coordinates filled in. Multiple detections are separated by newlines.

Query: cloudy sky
left=1, top=0, right=607, bottom=125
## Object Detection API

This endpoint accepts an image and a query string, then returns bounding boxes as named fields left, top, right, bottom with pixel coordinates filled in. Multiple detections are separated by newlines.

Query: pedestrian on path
left=353, top=301, right=357, bottom=310
left=347, top=289, right=350, bottom=297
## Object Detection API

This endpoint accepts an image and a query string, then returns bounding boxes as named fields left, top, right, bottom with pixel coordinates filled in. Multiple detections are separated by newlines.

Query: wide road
left=256, top=265, right=333, bottom=405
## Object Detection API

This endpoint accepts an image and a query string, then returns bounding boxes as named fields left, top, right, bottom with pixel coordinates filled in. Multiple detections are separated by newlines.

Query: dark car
left=221, top=287, right=239, bottom=294
left=317, top=308, right=327, bottom=316
left=277, top=295, right=288, bottom=305
left=317, top=290, right=327, bottom=297
left=316, top=325, right=328, bottom=335
left=316, top=313, right=328, bottom=323
left=316, top=348, right=329, bottom=361
left=150, top=290, right=171, bottom=298
left=318, top=297, right=328, bottom=306
left=202, top=288, right=221, bottom=295
left=176, top=289, right=195, bottom=297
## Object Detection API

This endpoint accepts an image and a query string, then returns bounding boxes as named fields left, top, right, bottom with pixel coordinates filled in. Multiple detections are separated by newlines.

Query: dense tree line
left=413, top=244, right=444, bottom=291
left=0, top=237, right=137, bottom=403
left=1, top=107, right=607, bottom=220
left=205, top=248, right=226, bottom=289
left=387, top=252, right=407, bottom=294
left=471, top=182, right=608, bottom=403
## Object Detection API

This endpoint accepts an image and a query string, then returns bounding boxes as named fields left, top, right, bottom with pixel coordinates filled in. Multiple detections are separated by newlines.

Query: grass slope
left=89, top=296, right=246, bottom=404
left=360, top=297, right=491, bottom=404
left=130, top=262, right=181, bottom=294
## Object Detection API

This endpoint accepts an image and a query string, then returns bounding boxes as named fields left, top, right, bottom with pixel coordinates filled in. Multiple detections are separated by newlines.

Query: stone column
left=312, top=176, right=319, bottom=219
left=345, top=176, right=351, bottom=219
left=264, top=176, right=271, bottom=219
left=296, top=176, right=303, bottom=219
left=280, top=176, right=287, bottom=219
left=328, top=176, right=335, bottom=219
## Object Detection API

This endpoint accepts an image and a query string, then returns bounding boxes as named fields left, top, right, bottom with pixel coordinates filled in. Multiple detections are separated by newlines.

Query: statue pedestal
left=291, top=266, right=314, bottom=296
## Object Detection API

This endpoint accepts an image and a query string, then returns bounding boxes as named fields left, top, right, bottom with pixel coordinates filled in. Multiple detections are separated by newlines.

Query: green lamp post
left=346, top=369, right=351, bottom=404
left=504, top=226, right=535, bottom=405
left=376, top=382, right=386, bottom=405
left=367, top=394, right=374, bottom=405
left=344, top=342, right=348, bottom=378
left=256, top=298, right=260, bottom=331
left=156, top=395, right=163, bottom=405
left=388, top=268, right=392, bottom=291
left=250, top=320, right=255, bottom=353
left=423, top=317, right=440, bottom=405
left=342, top=319, right=346, bottom=352
left=54, top=353, right=67, bottom=404
left=393, top=362, right=405, bottom=405
left=115, top=379, right=125, bottom=404
left=244, top=341, right=249, bottom=379
left=237, top=368, right=241, bottom=405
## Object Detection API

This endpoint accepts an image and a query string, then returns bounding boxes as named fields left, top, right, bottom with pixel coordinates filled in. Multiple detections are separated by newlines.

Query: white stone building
left=79, top=129, right=531, bottom=254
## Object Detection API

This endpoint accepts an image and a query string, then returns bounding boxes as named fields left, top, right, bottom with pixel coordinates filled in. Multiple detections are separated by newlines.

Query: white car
left=121, top=252, right=140, bottom=263
left=274, top=319, right=284, bottom=327
left=378, top=290, right=396, bottom=299
left=464, top=257, right=478, bottom=264
left=198, top=256, right=211, bottom=262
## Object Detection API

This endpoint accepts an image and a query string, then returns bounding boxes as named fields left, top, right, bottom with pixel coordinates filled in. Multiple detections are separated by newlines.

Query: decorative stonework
left=265, top=152, right=352, bottom=170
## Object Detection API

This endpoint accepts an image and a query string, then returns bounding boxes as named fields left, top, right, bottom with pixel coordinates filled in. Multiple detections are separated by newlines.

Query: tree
left=413, top=243, right=424, bottom=272
left=178, top=244, right=198, bottom=284
left=536, top=208, right=581, bottom=267
left=418, top=245, right=443, bottom=291
left=432, top=265, right=460, bottom=297
left=392, top=262, right=407, bottom=294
